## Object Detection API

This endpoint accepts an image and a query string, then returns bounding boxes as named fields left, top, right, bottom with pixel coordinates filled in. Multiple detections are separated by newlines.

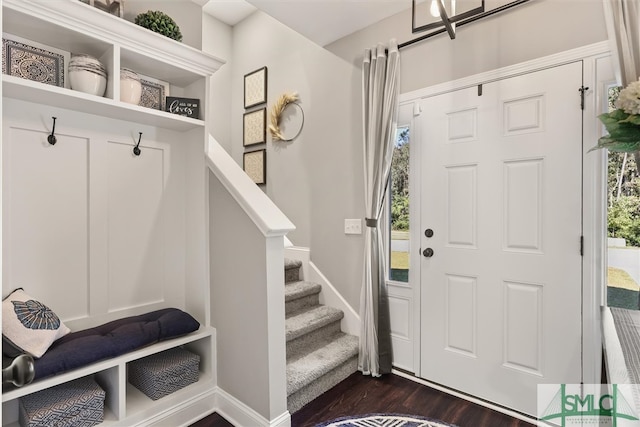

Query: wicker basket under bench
left=128, top=347, right=200, bottom=401
left=2, top=329, right=214, bottom=427
left=17, top=347, right=202, bottom=427
left=19, top=376, right=106, bottom=427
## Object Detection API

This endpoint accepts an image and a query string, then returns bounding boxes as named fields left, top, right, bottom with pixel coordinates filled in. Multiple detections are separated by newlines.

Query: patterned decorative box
left=128, top=347, right=200, bottom=400
left=2, top=33, right=70, bottom=88
left=19, top=376, right=105, bottom=427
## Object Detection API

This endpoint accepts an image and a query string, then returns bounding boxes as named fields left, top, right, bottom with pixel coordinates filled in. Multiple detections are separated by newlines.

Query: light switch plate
left=344, top=219, right=362, bottom=235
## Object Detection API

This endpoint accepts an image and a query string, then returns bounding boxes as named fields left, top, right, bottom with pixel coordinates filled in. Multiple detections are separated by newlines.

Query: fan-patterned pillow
left=2, top=288, right=70, bottom=358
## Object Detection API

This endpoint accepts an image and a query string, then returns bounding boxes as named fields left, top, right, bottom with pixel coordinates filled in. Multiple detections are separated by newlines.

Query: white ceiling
left=199, top=0, right=412, bottom=46
left=199, top=0, right=258, bottom=26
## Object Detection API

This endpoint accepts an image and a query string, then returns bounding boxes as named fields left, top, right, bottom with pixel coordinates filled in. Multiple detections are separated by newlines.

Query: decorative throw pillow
left=2, top=288, right=70, bottom=358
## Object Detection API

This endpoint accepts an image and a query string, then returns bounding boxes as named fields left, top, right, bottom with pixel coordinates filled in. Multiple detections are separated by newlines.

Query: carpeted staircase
left=284, top=258, right=359, bottom=413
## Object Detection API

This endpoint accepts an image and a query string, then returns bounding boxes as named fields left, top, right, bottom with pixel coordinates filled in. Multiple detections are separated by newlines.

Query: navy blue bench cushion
left=33, top=308, right=200, bottom=380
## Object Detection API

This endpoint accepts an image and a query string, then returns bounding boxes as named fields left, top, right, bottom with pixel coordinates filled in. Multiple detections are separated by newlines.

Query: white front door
left=419, top=61, right=583, bottom=416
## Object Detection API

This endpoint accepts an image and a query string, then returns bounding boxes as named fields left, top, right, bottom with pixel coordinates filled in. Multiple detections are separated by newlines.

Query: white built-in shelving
left=1, top=0, right=224, bottom=425
left=2, top=329, right=215, bottom=427
left=2, top=0, right=224, bottom=130
left=3, top=75, right=205, bottom=132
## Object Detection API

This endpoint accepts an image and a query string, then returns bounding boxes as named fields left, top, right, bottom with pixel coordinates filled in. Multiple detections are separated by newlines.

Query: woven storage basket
left=19, top=376, right=105, bottom=427
left=128, top=347, right=200, bottom=400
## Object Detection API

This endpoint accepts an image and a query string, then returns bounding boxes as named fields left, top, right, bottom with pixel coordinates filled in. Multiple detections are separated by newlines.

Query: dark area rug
left=315, top=413, right=458, bottom=427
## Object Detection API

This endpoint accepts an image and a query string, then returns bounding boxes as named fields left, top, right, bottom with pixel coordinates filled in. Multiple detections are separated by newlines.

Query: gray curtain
left=603, top=0, right=640, bottom=86
left=359, top=40, right=400, bottom=377
left=603, top=0, right=640, bottom=168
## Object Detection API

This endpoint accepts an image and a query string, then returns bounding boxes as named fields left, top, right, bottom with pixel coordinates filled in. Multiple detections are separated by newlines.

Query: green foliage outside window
left=607, top=85, right=640, bottom=247
left=609, top=196, right=640, bottom=246
left=391, top=128, right=410, bottom=231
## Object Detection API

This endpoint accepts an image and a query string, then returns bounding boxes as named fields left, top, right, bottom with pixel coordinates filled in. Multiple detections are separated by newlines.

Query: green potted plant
left=134, top=10, right=183, bottom=42
left=590, top=78, right=640, bottom=176
left=591, top=78, right=640, bottom=153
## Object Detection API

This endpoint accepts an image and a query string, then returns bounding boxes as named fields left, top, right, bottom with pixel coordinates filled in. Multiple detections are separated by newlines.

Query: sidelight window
left=388, top=126, right=410, bottom=282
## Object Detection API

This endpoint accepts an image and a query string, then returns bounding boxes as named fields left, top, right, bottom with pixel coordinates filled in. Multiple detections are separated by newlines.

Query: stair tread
left=286, top=333, right=359, bottom=395
left=285, top=258, right=303, bottom=270
left=286, top=305, right=343, bottom=341
left=285, top=281, right=321, bottom=302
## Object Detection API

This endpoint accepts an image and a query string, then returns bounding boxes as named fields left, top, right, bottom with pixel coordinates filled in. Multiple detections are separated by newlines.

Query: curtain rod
left=397, top=0, right=532, bottom=50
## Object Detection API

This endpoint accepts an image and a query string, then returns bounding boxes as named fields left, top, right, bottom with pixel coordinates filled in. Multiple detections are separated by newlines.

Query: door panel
left=420, top=62, right=583, bottom=416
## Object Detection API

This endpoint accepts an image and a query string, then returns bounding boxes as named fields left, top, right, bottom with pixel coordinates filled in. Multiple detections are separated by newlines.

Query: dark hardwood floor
left=191, top=372, right=535, bottom=427
left=191, top=413, right=233, bottom=427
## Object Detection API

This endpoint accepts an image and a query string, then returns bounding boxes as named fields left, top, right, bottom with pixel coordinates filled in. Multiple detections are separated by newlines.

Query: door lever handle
left=423, top=248, right=434, bottom=258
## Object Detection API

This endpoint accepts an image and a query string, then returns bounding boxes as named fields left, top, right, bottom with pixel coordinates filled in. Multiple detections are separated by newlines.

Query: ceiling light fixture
left=412, top=0, right=483, bottom=39
left=409, top=0, right=530, bottom=42
left=429, top=0, right=440, bottom=17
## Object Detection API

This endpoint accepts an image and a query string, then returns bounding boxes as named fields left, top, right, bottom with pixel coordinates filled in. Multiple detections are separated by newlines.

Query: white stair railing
left=206, top=135, right=295, bottom=425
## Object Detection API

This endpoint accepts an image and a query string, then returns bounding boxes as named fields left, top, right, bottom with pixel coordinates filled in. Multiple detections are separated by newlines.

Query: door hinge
left=580, top=235, right=584, bottom=256
left=579, top=86, right=589, bottom=110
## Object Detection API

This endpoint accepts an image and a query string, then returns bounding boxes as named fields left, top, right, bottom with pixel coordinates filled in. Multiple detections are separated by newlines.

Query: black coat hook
left=133, top=132, right=142, bottom=156
left=47, top=117, right=57, bottom=145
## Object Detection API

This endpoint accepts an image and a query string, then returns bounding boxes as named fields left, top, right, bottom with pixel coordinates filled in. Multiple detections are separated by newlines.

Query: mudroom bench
left=27, top=308, right=202, bottom=381
left=2, top=311, right=216, bottom=426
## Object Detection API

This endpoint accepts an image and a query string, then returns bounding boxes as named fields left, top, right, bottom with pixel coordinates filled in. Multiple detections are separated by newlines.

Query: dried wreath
left=269, top=92, right=303, bottom=141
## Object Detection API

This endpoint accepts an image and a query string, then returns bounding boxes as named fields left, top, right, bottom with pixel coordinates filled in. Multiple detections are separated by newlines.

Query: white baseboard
left=143, top=389, right=217, bottom=426
left=284, top=246, right=360, bottom=338
left=268, top=411, right=292, bottom=427
left=215, top=387, right=291, bottom=427
left=308, top=261, right=359, bottom=337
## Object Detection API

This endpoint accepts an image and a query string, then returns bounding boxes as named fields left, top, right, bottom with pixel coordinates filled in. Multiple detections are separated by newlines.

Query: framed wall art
left=243, top=149, right=266, bottom=185
left=243, top=108, right=266, bottom=147
left=244, top=66, right=267, bottom=109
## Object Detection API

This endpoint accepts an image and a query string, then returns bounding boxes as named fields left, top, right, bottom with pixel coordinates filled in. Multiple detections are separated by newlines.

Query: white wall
left=202, top=12, right=233, bottom=153
left=213, top=0, right=608, bottom=313
left=327, top=0, right=608, bottom=93
left=230, top=12, right=366, bottom=310
left=209, top=172, right=287, bottom=421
